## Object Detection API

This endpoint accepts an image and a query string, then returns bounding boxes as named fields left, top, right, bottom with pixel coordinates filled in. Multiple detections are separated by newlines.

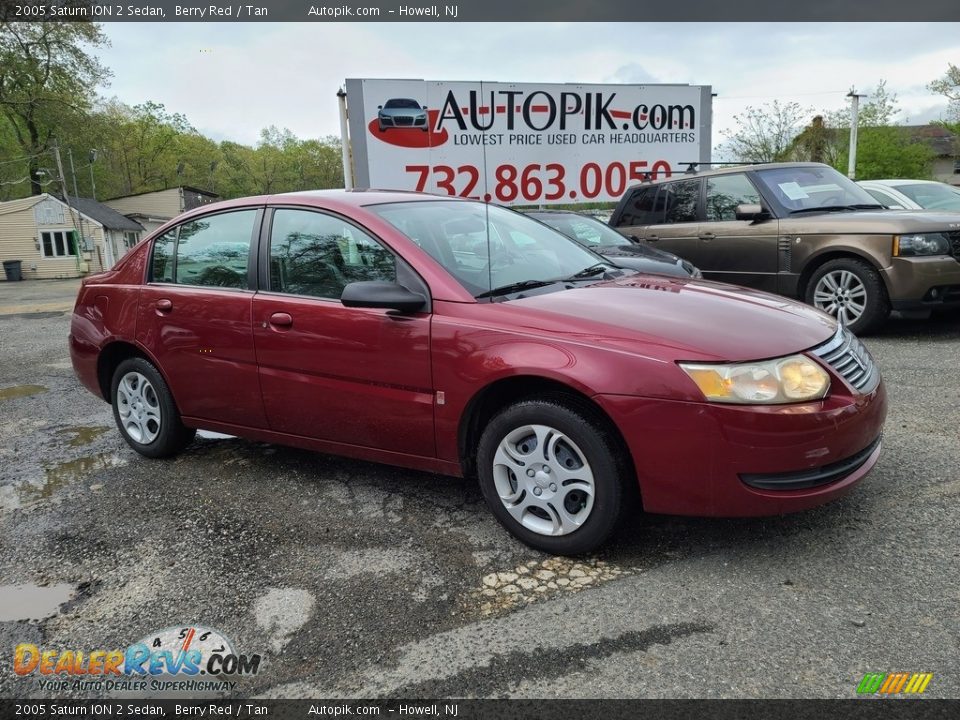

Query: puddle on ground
left=0, top=384, right=47, bottom=401
left=58, top=425, right=111, bottom=447
left=0, top=583, right=76, bottom=621
left=17, top=453, right=127, bottom=504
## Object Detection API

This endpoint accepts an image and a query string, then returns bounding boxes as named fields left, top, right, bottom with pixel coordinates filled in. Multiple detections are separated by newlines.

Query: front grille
left=741, top=436, right=881, bottom=491
left=810, top=326, right=880, bottom=393
left=395, top=116, right=414, bottom=126
left=948, top=231, right=960, bottom=259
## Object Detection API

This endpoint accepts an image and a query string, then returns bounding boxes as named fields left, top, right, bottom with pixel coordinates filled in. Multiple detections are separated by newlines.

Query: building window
left=40, top=230, right=78, bottom=258
left=123, top=231, right=140, bottom=249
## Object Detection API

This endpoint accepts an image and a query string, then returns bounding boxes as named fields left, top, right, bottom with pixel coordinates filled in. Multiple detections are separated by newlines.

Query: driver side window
left=269, top=209, right=396, bottom=300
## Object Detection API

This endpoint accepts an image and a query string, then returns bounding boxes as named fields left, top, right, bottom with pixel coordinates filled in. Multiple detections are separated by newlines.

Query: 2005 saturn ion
left=70, top=190, right=887, bottom=554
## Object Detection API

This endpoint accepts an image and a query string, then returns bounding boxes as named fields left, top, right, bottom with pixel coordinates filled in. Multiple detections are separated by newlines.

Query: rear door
left=136, top=207, right=267, bottom=428
left=251, top=207, right=435, bottom=457
left=696, top=172, right=780, bottom=292
left=641, top=179, right=703, bottom=266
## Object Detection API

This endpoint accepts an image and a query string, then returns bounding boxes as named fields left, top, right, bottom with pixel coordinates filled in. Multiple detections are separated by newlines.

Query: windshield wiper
left=789, top=204, right=884, bottom=215
left=562, top=263, right=610, bottom=281
left=474, top=279, right=560, bottom=300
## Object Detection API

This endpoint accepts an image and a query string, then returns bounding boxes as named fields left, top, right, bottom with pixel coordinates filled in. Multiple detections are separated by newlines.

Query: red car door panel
left=252, top=294, right=434, bottom=456
left=136, top=286, right=266, bottom=427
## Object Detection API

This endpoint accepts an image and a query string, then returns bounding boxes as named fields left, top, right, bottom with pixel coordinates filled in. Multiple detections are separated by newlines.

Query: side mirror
left=341, top=281, right=425, bottom=314
left=378, top=105, right=383, bottom=110
left=628, top=234, right=642, bottom=244
left=735, top=203, right=770, bottom=222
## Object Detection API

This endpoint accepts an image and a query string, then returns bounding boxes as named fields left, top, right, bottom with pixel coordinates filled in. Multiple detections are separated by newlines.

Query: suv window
left=662, top=180, right=700, bottom=224
left=620, top=186, right=659, bottom=226
left=151, top=210, right=257, bottom=288
left=705, top=174, right=761, bottom=221
left=269, top=209, right=396, bottom=300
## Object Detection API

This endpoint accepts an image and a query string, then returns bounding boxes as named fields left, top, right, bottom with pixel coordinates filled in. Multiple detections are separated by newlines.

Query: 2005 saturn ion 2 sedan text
left=70, top=190, right=888, bottom=554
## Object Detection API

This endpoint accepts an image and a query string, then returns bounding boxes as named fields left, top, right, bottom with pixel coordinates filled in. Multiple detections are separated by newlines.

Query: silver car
left=377, top=98, right=428, bottom=132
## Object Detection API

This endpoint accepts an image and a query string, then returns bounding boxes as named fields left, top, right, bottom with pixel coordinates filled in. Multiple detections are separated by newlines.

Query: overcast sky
left=94, top=22, right=959, bottom=151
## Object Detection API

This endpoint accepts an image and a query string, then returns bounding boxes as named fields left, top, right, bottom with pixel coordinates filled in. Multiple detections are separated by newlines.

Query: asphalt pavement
left=0, top=280, right=957, bottom=699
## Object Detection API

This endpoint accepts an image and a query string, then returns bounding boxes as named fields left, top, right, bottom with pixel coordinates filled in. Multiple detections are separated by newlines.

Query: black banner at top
left=3, top=0, right=960, bottom=22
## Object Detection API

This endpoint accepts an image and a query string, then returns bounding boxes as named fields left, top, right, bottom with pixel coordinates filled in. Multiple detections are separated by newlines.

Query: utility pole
left=337, top=88, right=354, bottom=190
left=67, top=148, right=80, bottom=198
left=88, top=150, right=98, bottom=200
left=52, top=142, right=69, bottom=206
left=847, top=88, right=867, bottom=179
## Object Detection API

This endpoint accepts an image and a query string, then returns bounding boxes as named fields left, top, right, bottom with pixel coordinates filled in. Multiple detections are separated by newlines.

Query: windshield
left=892, top=183, right=960, bottom=211
left=384, top=99, right=421, bottom=109
left=754, top=166, right=883, bottom=214
left=369, top=201, right=611, bottom=298
left=531, top=213, right=632, bottom=248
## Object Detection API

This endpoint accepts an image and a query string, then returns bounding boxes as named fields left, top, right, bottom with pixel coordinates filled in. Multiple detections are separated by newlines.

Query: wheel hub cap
left=117, top=371, right=161, bottom=444
left=813, top=270, right=867, bottom=326
left=491, top=424, right=596, bottom=537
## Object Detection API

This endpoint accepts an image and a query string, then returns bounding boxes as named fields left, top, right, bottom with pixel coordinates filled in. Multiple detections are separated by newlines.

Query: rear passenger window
left=662, top=180, right=700, bottom=224
left=618, top=187, right=659, bottom=226
left=151, top=210, right=257, bottom=288
left=705, top=174, right=761, bottom=221
left=269, top=209, right=396, bottom=300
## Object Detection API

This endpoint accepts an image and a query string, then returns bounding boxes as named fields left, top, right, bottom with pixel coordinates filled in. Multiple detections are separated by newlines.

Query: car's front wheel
left=111, top=357, right=195, bottom=458
left=476, top=398, right=628, bottom=555
left=807, top=258, right=890, bottom=335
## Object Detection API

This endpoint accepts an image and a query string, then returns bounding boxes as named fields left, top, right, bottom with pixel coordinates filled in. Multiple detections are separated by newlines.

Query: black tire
left=111, top=357, right=195, bottom=458
left=476, top=398, right=630, bottom=555
left=805, top=258, right=890, bottom=335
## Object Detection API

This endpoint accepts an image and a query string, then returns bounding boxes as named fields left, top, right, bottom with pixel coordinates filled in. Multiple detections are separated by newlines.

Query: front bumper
left=882, top=256, right=960, bottom=310
left=595, top=378, right=887, bottom=517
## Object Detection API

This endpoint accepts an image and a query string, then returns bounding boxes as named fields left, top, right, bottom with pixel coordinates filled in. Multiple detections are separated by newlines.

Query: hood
left=595, top=243, right=680, bottom=262
left=779, top=209, right=960, bottom=234
left=510, top=275, right=837, bottom=362
left=602, top=254, right=691, bottom=278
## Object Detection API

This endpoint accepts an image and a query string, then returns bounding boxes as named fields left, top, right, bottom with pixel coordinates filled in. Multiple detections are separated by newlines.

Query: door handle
left=155, top=299, right=173, bottom=312
left=699, top=232, right=716, bottom=241
left=646, top=234, right=659, bottom=242
left=268, top=312, right=293, bottom=328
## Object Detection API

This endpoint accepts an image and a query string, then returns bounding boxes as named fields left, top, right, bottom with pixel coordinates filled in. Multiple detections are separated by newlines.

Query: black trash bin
left=3, top=260, right=23, bottom=281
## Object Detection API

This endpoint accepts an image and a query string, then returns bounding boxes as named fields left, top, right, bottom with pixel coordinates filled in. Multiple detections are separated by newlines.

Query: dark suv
left=610, top=162, right=960, bottom=333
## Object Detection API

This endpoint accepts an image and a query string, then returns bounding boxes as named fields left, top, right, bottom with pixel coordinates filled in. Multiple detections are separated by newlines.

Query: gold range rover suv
left=609, top=162, right=960, bottom=334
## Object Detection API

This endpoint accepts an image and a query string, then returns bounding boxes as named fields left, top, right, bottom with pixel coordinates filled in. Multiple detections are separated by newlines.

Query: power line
left=0, top=150, right=50, bottom=168
left=714, top=90, right=849, bottom=101
left=0, top=175, right=57, bottom=187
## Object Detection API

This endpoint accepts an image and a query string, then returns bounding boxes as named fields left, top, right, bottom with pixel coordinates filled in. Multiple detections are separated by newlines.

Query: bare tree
left=928, top=64, right=960, bottom=122
left=720, top=100, right=809, bottom=163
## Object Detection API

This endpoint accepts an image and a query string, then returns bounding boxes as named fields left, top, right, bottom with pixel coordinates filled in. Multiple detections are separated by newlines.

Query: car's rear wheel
left=476, top=398, right=627, bottom=555
left=807, top=258, right=889, bottom=335
left=111, top=358, right=195, bottom=458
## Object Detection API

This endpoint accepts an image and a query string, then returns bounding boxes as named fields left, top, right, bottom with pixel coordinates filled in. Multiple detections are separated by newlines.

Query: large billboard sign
left=345, top=79, right=712, bottom=205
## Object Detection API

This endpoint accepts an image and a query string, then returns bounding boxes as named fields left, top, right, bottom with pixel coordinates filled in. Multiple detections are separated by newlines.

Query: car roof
left=165, top=189, right=467, bottom=225
left=860, top=179, right=946, bottom=187
left=625, top=162, right=836, bottom=188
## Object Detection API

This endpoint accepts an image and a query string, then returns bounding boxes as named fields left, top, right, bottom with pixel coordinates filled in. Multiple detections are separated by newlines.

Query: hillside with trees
left=0, top=23, right=343, bottom=202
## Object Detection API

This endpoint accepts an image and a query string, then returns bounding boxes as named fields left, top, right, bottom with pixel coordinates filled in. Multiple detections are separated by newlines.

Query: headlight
left=679, top=355, right=830, bottom=404
left=893, top=233, right=950, bottom=257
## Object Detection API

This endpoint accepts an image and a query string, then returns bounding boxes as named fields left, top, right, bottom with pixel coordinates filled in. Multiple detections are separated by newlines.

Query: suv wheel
left=806, top=258, right=890, bottom=335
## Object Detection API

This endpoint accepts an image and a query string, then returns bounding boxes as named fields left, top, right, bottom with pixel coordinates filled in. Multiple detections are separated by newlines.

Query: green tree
left=833, top=126, right=933, bottom=180
left=0, top=22, right=111, bottom=194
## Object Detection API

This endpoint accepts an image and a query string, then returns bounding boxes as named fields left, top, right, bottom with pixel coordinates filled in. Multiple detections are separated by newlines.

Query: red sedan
left=70, top=191, right=887, bottom=554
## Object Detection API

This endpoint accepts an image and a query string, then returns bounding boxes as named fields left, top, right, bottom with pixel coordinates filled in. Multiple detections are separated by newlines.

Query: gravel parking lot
left=0, top=280, right=957, bottom=699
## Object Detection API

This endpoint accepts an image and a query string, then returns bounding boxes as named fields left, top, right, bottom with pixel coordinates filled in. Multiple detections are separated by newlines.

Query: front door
left=136, top=207, right=267, bottom=428
left=697, top=172, right=779, bottom=292
left=252, top=207, right=435, bottom=457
